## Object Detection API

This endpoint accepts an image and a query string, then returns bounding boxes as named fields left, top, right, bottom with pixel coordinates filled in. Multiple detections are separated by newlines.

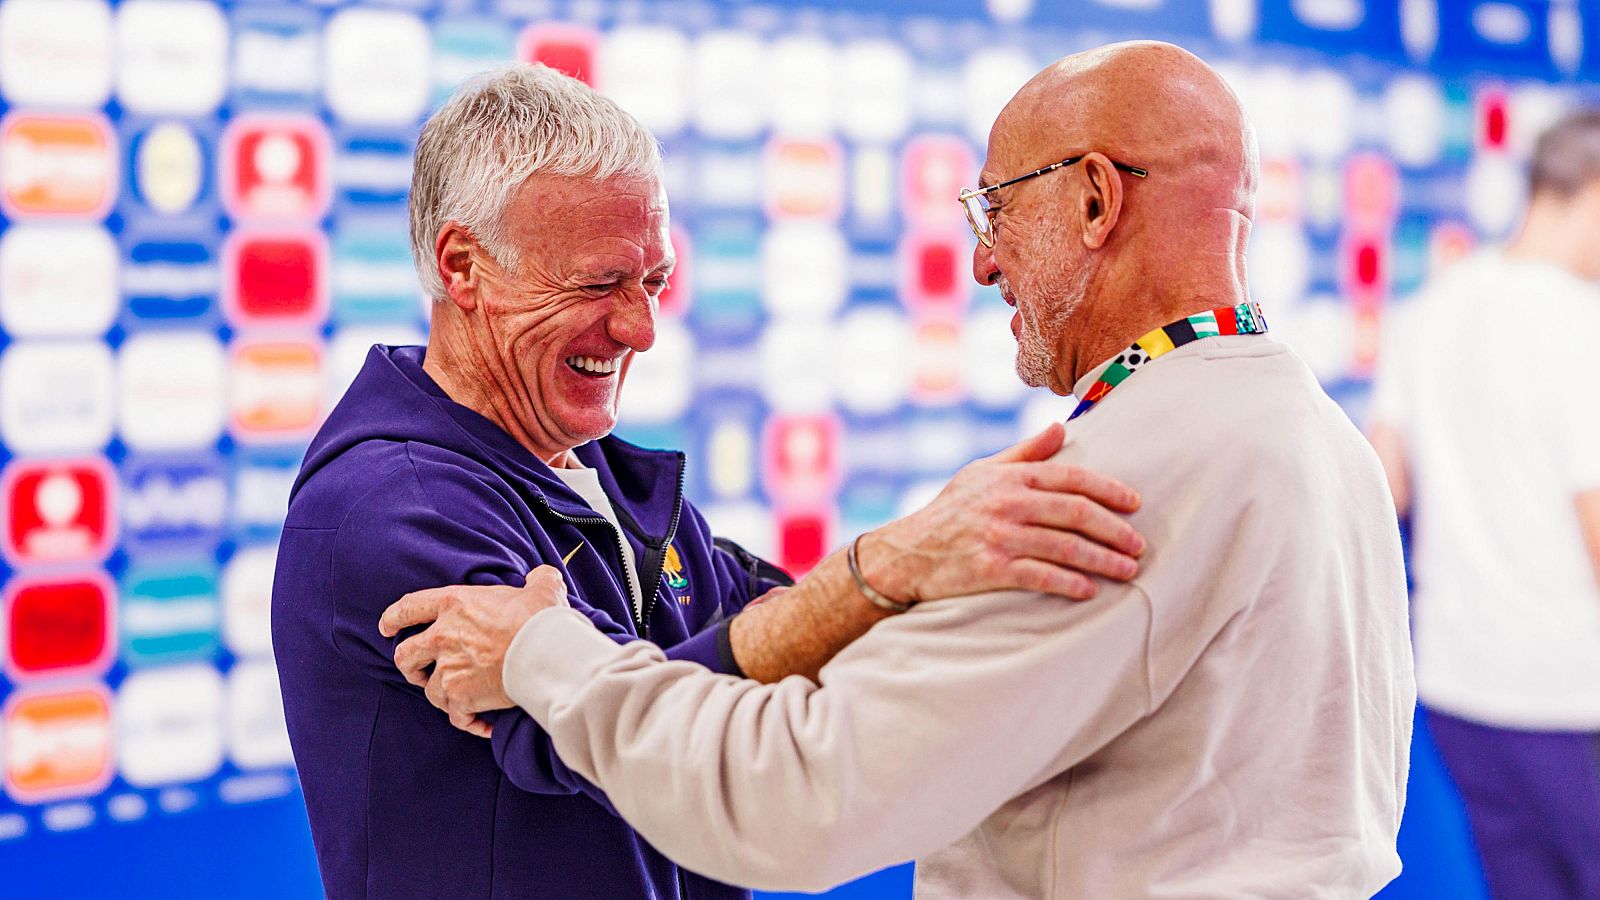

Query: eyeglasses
left=958, top=154, right=1149, bottom=248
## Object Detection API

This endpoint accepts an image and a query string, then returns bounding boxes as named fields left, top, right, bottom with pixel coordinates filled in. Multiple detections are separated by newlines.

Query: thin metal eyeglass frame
left=958, top=154, right=1149, bottom=248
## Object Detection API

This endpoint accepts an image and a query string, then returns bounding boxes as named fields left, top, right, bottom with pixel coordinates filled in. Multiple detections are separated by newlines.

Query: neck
left=423, top=312, right=578, bottom=469
left=1505, top=197, right=1598, bottom=280
left=1060, top=226, right=1250, bottom=390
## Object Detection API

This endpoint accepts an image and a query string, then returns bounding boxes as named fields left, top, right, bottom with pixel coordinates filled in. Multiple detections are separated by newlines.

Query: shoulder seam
left=399, top=442, right=520, bottom=526
left=333, top=453, right=419, bottom=535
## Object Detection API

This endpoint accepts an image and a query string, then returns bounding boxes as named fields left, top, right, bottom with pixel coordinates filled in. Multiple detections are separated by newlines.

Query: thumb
left=524, top=566, right=572, bottom=608
left=989, top=422, right=1065, bottom=464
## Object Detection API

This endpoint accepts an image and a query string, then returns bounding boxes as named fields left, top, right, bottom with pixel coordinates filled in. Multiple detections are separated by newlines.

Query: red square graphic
left=7, top=576, right=111, bottom=677
left=777, top=510, right=829, bottom=576
left=225, top=231, right=328, bottom=327
left=3, top=459, right=113, bottom=565
left=520, top=25, right=599, bottom=86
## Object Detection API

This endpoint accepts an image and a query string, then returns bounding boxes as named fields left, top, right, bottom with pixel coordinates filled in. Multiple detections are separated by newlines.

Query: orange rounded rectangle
left=4, top=688, right=115, bottom=803
left=0, top=114, right=117, bottom=219
left=229, top=340, right=324, bottom=437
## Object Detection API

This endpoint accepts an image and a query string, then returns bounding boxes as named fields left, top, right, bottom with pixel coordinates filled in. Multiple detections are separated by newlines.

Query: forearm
left=507, top=609, right=879, bottom=890
left=506, top=590, right=1155, bottom=891
left=487, top=622, right=732, bottom=802
left=729, top=534, right=904, bottom=683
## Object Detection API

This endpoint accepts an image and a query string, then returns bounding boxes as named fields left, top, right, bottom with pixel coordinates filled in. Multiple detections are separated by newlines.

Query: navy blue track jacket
left=272, top=345, right=791, bottom=900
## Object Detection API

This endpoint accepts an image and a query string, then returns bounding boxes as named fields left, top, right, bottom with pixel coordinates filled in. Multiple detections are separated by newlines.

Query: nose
left=972, top=240, right=1000, bottom=287
left=606, top=288, right=657, bottom=353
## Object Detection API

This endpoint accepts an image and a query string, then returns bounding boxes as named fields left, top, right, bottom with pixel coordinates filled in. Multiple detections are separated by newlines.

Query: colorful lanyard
left=1068, top=302, right=1269, bottom=421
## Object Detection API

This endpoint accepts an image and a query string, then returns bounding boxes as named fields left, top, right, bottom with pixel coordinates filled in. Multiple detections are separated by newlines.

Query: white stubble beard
left=1012, top=257, right=1091, bottom=390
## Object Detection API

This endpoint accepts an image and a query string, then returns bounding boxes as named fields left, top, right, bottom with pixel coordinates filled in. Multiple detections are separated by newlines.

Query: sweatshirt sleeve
left=328, top=450, right=731, bottom=808
left=501, top=585, right=1157, bottom=892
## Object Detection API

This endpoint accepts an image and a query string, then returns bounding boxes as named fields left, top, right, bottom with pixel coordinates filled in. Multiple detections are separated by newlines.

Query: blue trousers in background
left=1426, top=707, right=1600, bottom=900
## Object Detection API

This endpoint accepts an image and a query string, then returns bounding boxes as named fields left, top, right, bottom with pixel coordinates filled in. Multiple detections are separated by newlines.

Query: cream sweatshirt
left=503, top=335, right=1416, bottom=898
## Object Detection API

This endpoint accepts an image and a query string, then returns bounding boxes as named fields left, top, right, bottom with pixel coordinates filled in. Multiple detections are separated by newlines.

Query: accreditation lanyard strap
left=1068, top=302, right=1269, bottom=421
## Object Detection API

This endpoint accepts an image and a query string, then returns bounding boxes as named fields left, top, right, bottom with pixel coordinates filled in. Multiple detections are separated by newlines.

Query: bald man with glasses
left=385, top=42, right=1415, bottom=898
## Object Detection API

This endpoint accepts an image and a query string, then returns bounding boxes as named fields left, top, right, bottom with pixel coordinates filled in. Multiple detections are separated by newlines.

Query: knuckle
left=1025, top=567, right=1052, bottom=593
left=1073, top=495, right=1098, bottom=523
left=981, top=520, right=1009, bottom=548
left=1054, top=532, right=1083, bottom=562
left=1064, top=466, right=1088, bottom=492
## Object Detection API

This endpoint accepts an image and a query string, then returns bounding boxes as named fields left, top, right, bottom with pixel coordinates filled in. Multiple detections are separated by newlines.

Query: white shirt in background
left=1372, top=250, right=1600, bottom=731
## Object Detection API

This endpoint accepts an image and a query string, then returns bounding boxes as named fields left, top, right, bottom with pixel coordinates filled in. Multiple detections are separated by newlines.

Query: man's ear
left=435, top=222, right=481, bottom=311
left=1077, top=153, right=1126, bottom=251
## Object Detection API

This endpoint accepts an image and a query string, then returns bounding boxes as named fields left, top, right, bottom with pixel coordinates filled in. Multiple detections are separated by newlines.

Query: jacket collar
left=386, top=346, right=685, bottom=542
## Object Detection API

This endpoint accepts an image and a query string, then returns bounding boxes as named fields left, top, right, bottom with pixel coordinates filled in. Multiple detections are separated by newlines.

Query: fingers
left=1007, top=558, right=1098, bottom=600
left=1021, top=462, right=1141, bottom=514
left=379, top=589, right=450, bottom=638
left=450, top=710, right=492, bottom=739
left=523, top=566, right=572, bottom=609
left=988, top=423, right=1066, bottom=464
left=1009, top=492, right=1145, bottom=558
left=424, top=665, right=449, bottom=712
left=524, top=565, right=563, bottom=588
left=393, top=633, right=438, bottom=688
left=1006, top=525, right=1139, bottom=583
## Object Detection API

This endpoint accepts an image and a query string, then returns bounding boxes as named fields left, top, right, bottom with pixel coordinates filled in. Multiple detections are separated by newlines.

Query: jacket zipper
left=637, top=453, right=687, bottom=632
left=536, top=499, right=646, bottom=634
left=540, top=463, right=689, bottom=900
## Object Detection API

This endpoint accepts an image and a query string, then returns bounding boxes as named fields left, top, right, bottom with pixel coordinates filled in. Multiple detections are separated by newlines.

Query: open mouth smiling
left=564, top=354, right=625, bottom=377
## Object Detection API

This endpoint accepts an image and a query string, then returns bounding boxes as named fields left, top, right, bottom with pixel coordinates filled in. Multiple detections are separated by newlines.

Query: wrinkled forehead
left=510, top=174, right=673, bottom=264
left=544, top=175, right=668, bottom=223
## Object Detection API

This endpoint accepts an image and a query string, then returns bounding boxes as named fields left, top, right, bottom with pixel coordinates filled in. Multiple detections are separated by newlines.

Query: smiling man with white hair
left=272, top=63, right=1150, bottom=900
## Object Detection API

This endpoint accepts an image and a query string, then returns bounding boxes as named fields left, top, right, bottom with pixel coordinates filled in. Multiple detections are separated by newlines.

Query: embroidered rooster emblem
left=663, top=543, right=689, bottom=591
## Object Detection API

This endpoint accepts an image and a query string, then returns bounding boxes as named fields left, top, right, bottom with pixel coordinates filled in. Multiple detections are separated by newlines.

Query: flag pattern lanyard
left=1068, top=302, right=1269, bottom=421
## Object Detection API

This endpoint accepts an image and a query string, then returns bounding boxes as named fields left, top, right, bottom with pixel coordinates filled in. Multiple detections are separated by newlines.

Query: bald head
left=973, top=42, right=1260, bottom=394
left=992, top=41, right=1257, bottom=216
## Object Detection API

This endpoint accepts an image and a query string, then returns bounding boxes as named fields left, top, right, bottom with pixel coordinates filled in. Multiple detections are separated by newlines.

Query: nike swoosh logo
left=562, top=542, right=585, bottom=565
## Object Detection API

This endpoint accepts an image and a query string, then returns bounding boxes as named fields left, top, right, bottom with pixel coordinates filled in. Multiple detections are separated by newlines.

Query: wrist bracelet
left=847, top=534, right=912, bottom=614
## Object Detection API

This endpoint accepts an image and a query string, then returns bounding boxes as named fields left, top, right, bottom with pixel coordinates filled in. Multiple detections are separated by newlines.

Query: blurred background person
left=1367, top=109, right=1600, bottom=900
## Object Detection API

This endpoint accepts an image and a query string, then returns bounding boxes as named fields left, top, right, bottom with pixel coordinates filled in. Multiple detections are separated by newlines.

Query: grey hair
left=1529, top=108, right=1600, bottom=199
left=409, top=63, right=663, bottom=300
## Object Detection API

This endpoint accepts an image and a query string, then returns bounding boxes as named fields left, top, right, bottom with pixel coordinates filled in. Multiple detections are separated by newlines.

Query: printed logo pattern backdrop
left=0, top=0, right=1598, bottom=850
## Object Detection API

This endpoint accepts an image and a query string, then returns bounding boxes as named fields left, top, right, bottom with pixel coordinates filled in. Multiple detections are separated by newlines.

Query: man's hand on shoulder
left=866, top=422, right=1145, bottom=605
left=379, top=566, right=571, bottom=736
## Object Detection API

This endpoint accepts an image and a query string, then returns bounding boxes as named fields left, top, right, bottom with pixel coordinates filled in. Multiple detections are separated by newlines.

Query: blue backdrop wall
left=2, top=0, right=1596, bottom=896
